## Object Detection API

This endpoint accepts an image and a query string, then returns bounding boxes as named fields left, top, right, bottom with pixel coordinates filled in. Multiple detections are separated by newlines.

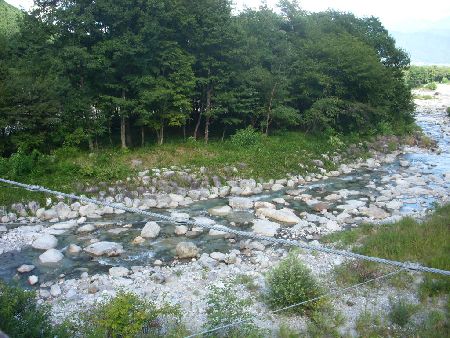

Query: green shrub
left=277, top=323, right=300, bottom=338
left=63, top=127, right=88, bottom=147
left=355, top=310, right=389, bottom=337
left=303, top=97, right=385, bottom=134
left=0, top=281, right=67, bottom=337
left=265, top=253, right=324, bottom=314
left=205, top=284, right=259, bottom=337
left=305, top=308, right=344, bottom=337
left=230, top=127, right=262, bottom=147
left=388, top=298, right=419, bottom=327
left=446, top=107, right=450, bottom=117
left=334, top=261, right=385, bottom=286
left=424, top=82, right=437, bottom=90
left=232, top=274, right=259, bottom=292
left=377, top=121, right=394, bottom=135
left=81, top=291, right=182, bottom=338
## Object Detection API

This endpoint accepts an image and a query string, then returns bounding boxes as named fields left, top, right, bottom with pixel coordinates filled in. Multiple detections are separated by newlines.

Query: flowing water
left=1, top=86, right=449, bottom=286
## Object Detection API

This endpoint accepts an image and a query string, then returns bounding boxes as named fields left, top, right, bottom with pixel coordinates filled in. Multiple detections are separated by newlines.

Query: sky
left=234, top=0, right=450, bottom=32
left=5, top=0, right=450, bottom=32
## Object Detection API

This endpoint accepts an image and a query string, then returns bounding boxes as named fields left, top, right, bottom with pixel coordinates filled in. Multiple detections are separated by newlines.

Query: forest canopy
left=0, top=0, right=413, bottom=155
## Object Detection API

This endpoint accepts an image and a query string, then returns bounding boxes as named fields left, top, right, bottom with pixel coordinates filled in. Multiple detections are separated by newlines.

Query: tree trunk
left=221, top=127, right=226, bottom=142
left=120, top=89, right=127, bottom=149
left=155, top=128, right=160, bottom=144
left=141, top=126, right=145, bottom=147
left=108, top=120, right=113, bottom=146
left=204, top=116, right=210, bottom=144
left=88, top=138, right=94, bottom=151
left=204, top=85, right=212, bottom=144
left=126, top=119, right=132, bottom=147
left=193, top=109, right=202, bottom=140
left=265, top=83, right=278, bottom=135
left=159, top=125, right=164, bottom=145
left=183, top=125, right=186, bottom=141
left=120, top=116, right=127, bottom=149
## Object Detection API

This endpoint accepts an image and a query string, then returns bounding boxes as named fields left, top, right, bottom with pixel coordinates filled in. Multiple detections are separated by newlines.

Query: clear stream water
left=1, top=93, right=449, bottom=286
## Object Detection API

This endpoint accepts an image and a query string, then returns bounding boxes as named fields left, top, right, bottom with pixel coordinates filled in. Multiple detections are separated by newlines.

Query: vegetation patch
left=205, top=283, right=260, bottom=337
left=79, top=291, right=185, bottom=338
left=0, top=281, right=69, bottom=337
left=322, top=204, right=450, bottom=297
left=265, top=253, right=325, bottom=314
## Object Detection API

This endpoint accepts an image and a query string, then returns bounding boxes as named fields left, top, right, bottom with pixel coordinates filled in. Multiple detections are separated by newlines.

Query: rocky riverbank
left=1, top=84, right=449, bottom=335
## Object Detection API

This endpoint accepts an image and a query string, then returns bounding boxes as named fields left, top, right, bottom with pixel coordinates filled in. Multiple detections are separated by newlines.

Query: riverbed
left=0, top=84, right=449, bottom=334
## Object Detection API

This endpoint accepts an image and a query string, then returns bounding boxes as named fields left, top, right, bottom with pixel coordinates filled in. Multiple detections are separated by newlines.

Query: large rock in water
left=208, top=205, right=232, bottom=216
left=176, top=241, right=199, bottom=259
left=256, top=208, right=301, bottom=224
left=140, top=221, right=160, bottom=238
left=84, top=241, right=124, bottom=256
left=39, top=249, right=64, bottom=264
left=252, top=219, right=280, bottom=237
left=361, top=205, right=389, bottom=219
left=228, top=197, right=254, bottom=210
left=32, top=234, right=58, bottom=250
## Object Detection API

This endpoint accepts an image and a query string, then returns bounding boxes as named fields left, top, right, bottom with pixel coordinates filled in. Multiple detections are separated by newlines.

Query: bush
left=230, top=127, right=262, bottom=147
left=388, top=298, right=419, bottom=327
left=265, top=253, right=324, bottom=314
left=446, top=107, right=450, bottom=117
left=81, top=291, right=182, bottom=338
left=355, top=310, right=389, bottom=337
left=305, top=308, right=344, bottom=337
left=303, top=98, right=385, bottom=134
left=424, top=82, right=437, bottom=90
left=205, top=283, right=259, bottom=337
left=0, top=281, right=67, bottom=337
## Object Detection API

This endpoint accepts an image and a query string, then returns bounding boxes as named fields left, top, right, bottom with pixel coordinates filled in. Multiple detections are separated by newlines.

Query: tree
left=186, top=0, right=237, bottom=143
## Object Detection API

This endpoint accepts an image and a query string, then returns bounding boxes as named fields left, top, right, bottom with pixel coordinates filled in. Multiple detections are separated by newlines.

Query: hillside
left=392, top=30, right=450, bottom=65
left=0, top=0, right=22, bottom=36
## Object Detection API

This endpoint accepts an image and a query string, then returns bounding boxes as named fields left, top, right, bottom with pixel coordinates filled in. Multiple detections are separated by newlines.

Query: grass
left=388, top=298, right=420, bottom=327
left=413, top=94, right=435, bottom=100
left=0, top=131, right=372, bottom=207
left=232, top=274, right=260, bottom=292
left=322, top=204, right=450, bottom=297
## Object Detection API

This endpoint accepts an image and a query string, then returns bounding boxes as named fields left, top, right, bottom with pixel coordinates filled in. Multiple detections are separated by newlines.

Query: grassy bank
left=0, top=124, right=428, bottom=208
left=0, top=131, right=374, bottom=207
left=322, top=204, right=450, bottom=298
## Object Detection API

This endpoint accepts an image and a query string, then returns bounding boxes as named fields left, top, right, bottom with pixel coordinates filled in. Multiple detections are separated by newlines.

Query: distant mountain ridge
left=391, top=17, right=450, bottom=65
left=0, top=0, right=22, bottom=36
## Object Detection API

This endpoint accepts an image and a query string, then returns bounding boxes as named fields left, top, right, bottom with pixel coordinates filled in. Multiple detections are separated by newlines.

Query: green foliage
left=205, top=283, right=259, bottom=337
left=322, top=204, right=450, bottom=297
left=416, top=310, right=449, bottom=338
left=355, top=310, right=389, bottom=337
left=334, top=261, right=386, bottom=286
left=277, top=323, right=300, bottom=337
left=81, top=291, right=182, bottom=338
left=303, top=98, right=386, bottom=134
left=230, top=127, right=263, bottom=147
left=424, top=82, right=438, bottom=90
left=377, top=121, right=394, bottom=135
left=305, top=307, right=345, bottom=338
left=388, top=298, right=419, bottom=327
left=0, top=0, right=22, bottom=36
left=405, top=65, right=450, bottom=88
left=355, top=308, right=449, bottom=338
left=0, top=281, right=68, bottom=338
left=232, top=274, right=259, bottom=292
left=0, top=1, right=413, bottom=154
left=265, top=253, right=324, bottom=314
left=447, top=107, right=450, bottom=117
